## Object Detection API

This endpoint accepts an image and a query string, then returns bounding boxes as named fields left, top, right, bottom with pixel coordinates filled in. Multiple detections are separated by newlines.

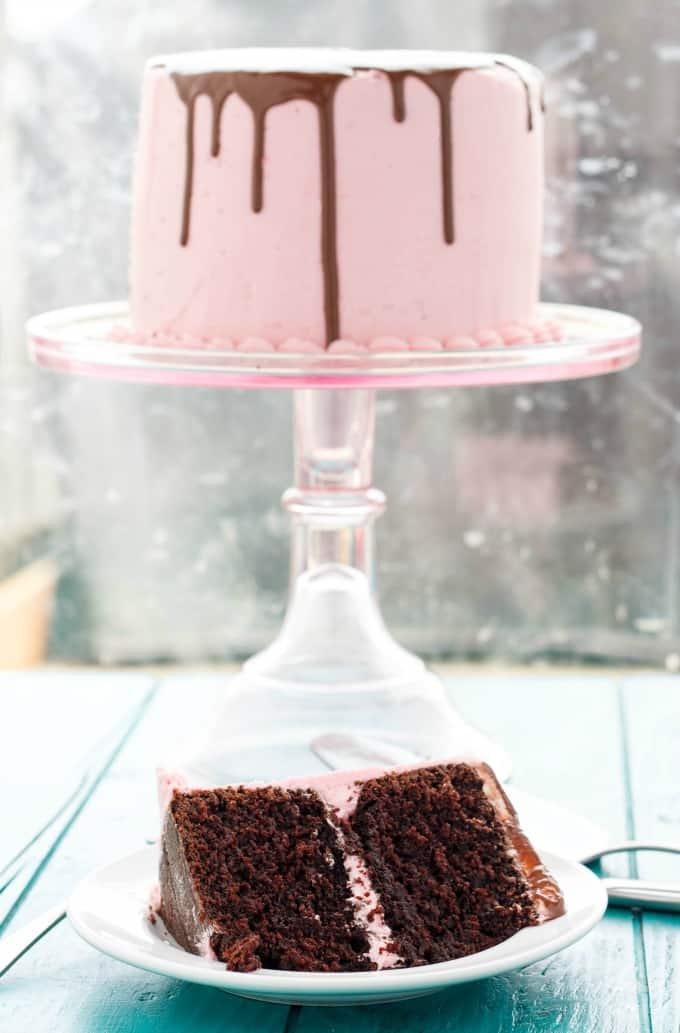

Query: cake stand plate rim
left=27, top=301, right=641, bottom=390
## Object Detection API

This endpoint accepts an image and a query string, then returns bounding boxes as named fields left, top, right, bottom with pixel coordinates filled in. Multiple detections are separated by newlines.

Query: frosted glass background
left=1, top=0, right=679, bottom=666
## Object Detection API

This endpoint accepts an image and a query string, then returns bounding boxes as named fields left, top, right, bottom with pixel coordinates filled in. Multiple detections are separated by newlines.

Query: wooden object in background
left=0, top=559, right=57, bottom=667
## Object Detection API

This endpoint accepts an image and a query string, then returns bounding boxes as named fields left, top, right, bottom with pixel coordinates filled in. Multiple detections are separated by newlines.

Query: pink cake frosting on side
left=130, top=48, right=544, bottom=347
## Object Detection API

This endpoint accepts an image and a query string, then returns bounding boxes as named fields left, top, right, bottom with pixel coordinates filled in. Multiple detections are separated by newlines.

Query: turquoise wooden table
left=1, top=670, right=678, bottom=1032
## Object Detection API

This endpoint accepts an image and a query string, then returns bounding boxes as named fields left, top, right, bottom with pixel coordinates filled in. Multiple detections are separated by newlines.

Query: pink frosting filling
left=341, top=850, right=401, bottom=968
left=196, top=929, right=219, bottom=961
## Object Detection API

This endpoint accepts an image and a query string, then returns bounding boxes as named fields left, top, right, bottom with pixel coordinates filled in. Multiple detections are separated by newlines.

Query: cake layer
left=131, top=48, right=544, bottom=346
left=156, top=760, right=564, bottom=972
left=352, top=764, right=556, bottom=964
left=160, top=785, right=373, bottom=971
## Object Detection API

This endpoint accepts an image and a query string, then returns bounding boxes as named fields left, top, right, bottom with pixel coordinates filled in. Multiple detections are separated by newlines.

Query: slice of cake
left=130, top=48, right=553, bottom=350
left=156, top=761, right=564, bottom=971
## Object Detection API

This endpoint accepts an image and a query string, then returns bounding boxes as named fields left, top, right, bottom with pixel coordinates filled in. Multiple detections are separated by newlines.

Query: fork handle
left=604, top=879, right=680, bottom=913
left=0, top=904, right=66, bottom=978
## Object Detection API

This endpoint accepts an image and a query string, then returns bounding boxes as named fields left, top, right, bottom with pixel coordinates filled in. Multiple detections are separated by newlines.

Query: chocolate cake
left=156, top=761, right=565, bottom=972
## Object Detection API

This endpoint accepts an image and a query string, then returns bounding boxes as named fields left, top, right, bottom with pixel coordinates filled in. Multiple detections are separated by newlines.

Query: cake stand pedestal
left=28, top=302, right=641, bottom=782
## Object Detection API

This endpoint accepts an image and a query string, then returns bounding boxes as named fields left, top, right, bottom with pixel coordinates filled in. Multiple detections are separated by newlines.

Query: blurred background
left=1, top=0, right=679, bottom=668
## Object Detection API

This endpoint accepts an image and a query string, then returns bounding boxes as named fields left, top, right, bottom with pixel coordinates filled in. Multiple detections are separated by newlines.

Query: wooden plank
left=297, top=676, right=642, bottom=1033
left=621, top=676, right=680, bottom=1033
left=2, top=674, right=663, bottom=1033
left=294, top=915, right=640, bottom=1033
left=447, top=675, right=629, bottom=831
left=0, top=677, right=289, bottom=1033
left=0, top=671, right=155, bottom=863
left=0, top=672, right=156, bottom=929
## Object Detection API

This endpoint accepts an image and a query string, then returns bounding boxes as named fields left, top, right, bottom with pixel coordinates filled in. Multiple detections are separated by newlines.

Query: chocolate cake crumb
left=158, top=762, right=563, bottom=972
left=164, top=786, right=373, bottom=972
left=350, top=763, right=539, bottom=965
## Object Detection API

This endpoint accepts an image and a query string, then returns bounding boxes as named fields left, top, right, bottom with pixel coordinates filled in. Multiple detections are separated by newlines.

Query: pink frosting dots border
left=109, top=318, right=564, bottom=352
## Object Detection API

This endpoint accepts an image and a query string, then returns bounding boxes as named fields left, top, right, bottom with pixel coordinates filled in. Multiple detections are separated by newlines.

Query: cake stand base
left=182, top=563, right=511, bottom=784
left=27, top=301, right=641, bottom=784
left=169, top=384, right=514, bottom=783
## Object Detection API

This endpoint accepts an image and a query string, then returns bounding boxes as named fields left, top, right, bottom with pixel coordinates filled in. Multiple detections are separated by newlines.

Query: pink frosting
left=110, top=318, right=563, bottom=352
left=341, top=851, right=401, bottom=969
left=157, top=768, right=189, bottom=814
left=149, top=882, right=162, bottom=912
left=499, top=323, right=529, bottom=345
left=327, top=338, right=369, bottom=354
left=196, top=929, right=219, bottom=961
left=130, top=55, right=543, bottom=343
left=279, top=337, right=324, bottom=353
left=410, top=335, right=444, bottom=351
left=475, top=329, right=504, bottom=347
left=368, top=336, right=410, bottom=352
left=238, top=336, right=275, bottom=352
left=275, top=767, right=380, bottom=819
left=445, top=335, right=478, bottom=350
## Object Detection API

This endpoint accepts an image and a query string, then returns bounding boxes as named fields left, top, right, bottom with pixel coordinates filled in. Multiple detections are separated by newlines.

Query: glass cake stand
left=28, top=301, right=641, bottom=782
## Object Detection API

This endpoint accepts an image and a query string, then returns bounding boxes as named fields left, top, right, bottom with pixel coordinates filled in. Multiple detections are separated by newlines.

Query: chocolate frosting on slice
left=158, top=807, right=212, bottom=955
left=475, top=761, right=566, bottom=921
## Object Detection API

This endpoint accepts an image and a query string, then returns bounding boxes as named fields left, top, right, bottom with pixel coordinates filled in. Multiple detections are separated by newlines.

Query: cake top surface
left=149, top=46, right=541, bottom=80
left=157, top=756, right=482, bottom=817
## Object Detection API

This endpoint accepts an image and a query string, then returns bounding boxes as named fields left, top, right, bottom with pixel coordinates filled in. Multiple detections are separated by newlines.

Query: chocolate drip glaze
left=170, top=59, right=543, bottom=344
left=385, top=69, right=467, bottom=244
left=494, top=59, right=536, bottom=131
left=384, top=62, right=540, bottom=244
left=386, top=71, right=407, bottom=123
left=317, top=85, right=341, bottom=345
left=172, top=70, right=342, bottom=341
left=172, top=73, right=233, bottom=244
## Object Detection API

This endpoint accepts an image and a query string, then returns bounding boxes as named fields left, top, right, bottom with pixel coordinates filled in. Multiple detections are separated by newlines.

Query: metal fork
left=580, top=841, right=680, bottom=865
left=582, top=841, right=680, bottom=912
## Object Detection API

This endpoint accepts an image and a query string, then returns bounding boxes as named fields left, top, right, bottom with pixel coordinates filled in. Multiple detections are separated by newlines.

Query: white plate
left=68, top=846, right=607, bottom=1006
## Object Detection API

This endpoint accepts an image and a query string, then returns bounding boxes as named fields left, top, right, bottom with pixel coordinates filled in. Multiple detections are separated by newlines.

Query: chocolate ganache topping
left=169, top=59, right=542, bottom=345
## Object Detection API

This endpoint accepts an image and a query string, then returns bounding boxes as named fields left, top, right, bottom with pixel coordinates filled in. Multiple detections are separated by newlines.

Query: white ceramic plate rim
left=68, top=845, right=607, bottom=998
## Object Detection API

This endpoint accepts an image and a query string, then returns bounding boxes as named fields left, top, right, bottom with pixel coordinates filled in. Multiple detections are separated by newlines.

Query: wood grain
left=2, top=672, right=678, bottom=1032
left=0, top=678, right=287, bottom=1033
left=621, top=677, right=680, bottom=1033
left=296, top=677, right=642, bottom=1033
left=0, top=673, right=156, bottom=930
